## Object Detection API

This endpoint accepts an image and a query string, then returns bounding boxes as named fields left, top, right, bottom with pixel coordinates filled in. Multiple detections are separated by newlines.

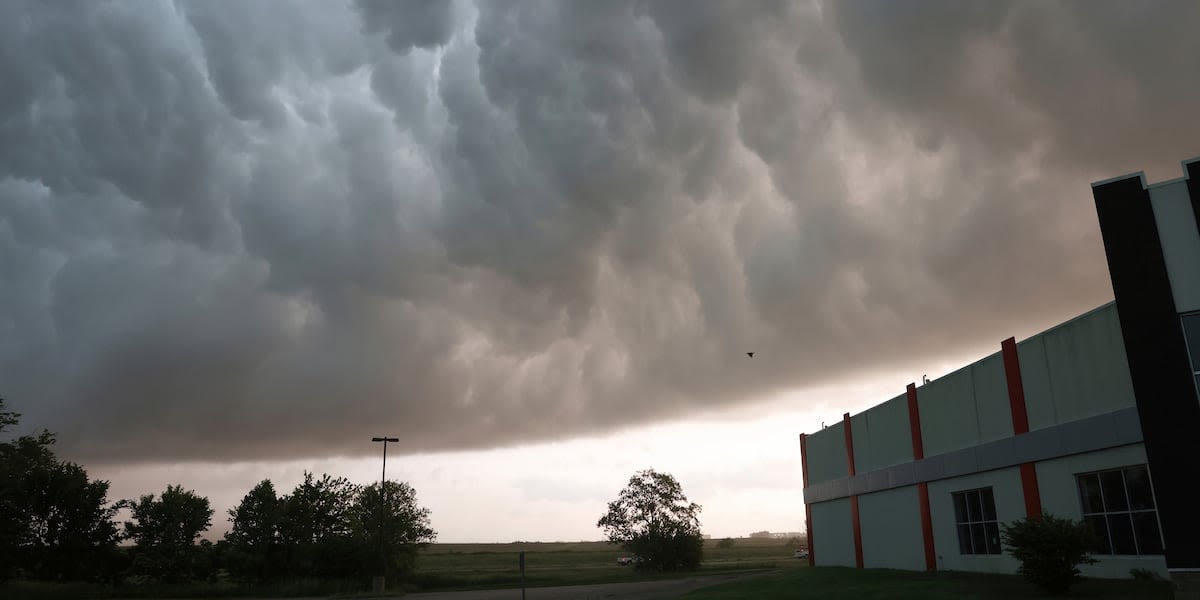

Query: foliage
left=352, top=480, right=437, bottom=579
left=597, top=469, right=704, bottom=572
left=224, top=480, right=283, bottom=581
left=1000, top=514, right=1101, bottom=595
left=1130, top=567, right=1162, bottom=581
left=277, top=472, right=360, bottom=578
left=120, top=485, right=214, bottom=583
left=716, top=537, right=736, bottom=549
left=0, top=398, right=122, bottom=582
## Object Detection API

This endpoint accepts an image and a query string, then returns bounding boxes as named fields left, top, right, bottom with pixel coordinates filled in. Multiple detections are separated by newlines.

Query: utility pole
left=371, top=436, right=398, bottom=593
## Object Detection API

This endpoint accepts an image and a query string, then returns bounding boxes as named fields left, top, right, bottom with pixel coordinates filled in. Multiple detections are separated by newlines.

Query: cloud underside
left=2, top=0, right=1198, bottom=462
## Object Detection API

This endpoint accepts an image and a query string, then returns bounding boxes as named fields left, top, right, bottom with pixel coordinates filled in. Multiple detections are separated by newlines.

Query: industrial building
left=799, top=159, right=1200, bottom=592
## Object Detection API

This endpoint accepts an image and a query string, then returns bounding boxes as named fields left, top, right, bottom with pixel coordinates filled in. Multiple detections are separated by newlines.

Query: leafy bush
left=1001, top=514, right=1101, bottom=595
left=1130, top=567, right=1162, bottom=581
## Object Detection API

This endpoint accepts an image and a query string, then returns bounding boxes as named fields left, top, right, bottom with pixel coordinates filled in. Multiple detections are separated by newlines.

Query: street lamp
left=371, top=436, right=398, bottom=593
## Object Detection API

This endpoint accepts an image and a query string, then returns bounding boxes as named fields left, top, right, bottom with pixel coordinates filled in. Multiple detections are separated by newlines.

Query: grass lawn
left=0, top=537, right=804, bottom=598
left=680, top=566, right=1174, bottom=600
left=408, top=537, right=799, bottom=590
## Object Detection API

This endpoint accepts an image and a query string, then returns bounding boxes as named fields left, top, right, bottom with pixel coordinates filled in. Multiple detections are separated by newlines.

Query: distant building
left=799, top=159, right=1200, bottom=594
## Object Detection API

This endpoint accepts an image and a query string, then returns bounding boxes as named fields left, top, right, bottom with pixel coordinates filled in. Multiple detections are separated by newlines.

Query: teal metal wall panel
left=919, top=367, right=980, bottom=456
left=1042, top=305, right=1135, bottom=423
left=859, top=486, right=925, bottom=570
left=806, top=422, right=848, bottom=486
left=810, top=498, right=855, bottom=567
left=972, top=353, right=1014, bottom=444
left=1017, top=334, right=1058, bottom=431
left=853, top=393, right=913, bottom=473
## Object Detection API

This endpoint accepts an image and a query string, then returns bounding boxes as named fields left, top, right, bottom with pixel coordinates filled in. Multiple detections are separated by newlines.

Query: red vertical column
left=907, top=383, right=937, bottom=571
left=1002, top=337, right=1042, bottom=518
left=843, top=412, right=864, bottom=568
left=799, top=433, right=815, bottom=566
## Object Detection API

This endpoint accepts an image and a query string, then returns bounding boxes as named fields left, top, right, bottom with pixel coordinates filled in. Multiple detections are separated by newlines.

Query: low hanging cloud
left=2, top=0, right=1198, bottom=463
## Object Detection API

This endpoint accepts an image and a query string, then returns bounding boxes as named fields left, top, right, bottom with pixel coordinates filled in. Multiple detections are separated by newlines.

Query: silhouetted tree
left=224, top=479, right=283, bottom=581
left=597, top=469, right=704, bottom=571
left=278, top=472, right=360, bottom=578
left=121, top=485, right=213, bottom=582
left=352, top=480, right=436, bottom=579
left=0, top=398, right=121, bottom=582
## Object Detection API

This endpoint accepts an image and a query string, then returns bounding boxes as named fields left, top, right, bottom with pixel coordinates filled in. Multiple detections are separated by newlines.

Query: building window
left=953, top=487, right=1000, bottom=555
left=1077, top=465, right=1163, bottom=555
left=1184, top=313, right=1200, bottom=402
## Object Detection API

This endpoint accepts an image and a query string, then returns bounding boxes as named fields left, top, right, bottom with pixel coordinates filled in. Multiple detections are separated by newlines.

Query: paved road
left=399, top=571, right=762, bottom=600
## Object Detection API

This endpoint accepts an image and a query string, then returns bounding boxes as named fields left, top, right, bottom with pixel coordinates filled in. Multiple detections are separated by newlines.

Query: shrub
left=717, top=538, right=736, bottom=549
left=1001, top=514, right=1102, bottom=595
left=1130, top=567, right=1162, bottom=581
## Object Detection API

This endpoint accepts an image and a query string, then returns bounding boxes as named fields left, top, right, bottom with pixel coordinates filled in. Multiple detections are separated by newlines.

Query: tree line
left=0, top=398, right=436, bottom=587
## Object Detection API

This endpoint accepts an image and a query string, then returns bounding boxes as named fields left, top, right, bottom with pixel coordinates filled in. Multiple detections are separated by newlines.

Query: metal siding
left=855, top=394, right=913, bottom=473
left=919, top=367, right=981, bottom=456
left=806, top=423, right=849, bottom=485
left=1042, top=305, right=1137, bottom=423
left=1016, top=335, right=1059, bottom=431
left=859, top=486, right=925, bottom=570
left=811, top=498, right=856, bottom=567
left=973, top=353, right=1014, bottom=443
left=1150, top=181, right=1200, bottom=313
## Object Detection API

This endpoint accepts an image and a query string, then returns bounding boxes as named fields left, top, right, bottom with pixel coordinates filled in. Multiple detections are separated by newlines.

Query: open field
left=680, top=566, right=1174, bottom=600
left=409, top=537, right=803, bottom=590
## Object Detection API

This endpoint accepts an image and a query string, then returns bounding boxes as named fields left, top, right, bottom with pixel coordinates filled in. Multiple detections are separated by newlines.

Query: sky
left=2, top=0, right=1199, bottom=543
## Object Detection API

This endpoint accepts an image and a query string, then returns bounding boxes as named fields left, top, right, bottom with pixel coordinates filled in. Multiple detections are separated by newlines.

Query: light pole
left=371, top=436, right=398, bottom=593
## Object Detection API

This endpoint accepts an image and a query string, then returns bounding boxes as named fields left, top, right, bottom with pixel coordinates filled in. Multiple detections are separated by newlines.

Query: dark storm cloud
left=2, top=0, right=1197, bottom=462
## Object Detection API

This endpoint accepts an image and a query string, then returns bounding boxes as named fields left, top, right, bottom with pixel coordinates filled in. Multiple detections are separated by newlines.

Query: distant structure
left=799, top=159, right=1200, bottom=594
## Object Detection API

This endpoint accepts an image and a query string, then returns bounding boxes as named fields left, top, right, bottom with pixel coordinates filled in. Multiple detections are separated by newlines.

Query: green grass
left=680, top=566, right=1174, bottom=600
left=407, top=537, right=799, bottom=591
left=0, top=538, right=804, bottom=598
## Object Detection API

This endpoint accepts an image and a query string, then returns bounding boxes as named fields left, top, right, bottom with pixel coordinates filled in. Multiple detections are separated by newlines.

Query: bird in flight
left=746, top=352, right=755, bottom=358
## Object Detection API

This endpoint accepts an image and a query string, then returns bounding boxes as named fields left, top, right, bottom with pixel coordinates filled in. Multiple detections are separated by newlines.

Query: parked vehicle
left=793, top=548, right=810, bottom=559
left=617, top=555, right=641, bottom=566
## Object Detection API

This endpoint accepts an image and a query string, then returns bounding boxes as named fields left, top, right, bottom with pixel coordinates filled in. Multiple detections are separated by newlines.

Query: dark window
left=1184, top=313, right=1200, bottom=402
left=1076, top=465, right=1163, bottom=555
left=952, top=487, right=1001, bottom=555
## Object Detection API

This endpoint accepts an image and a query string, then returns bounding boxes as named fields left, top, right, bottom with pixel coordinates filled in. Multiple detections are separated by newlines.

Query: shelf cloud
left=2, top=0, right=1198, bottom=462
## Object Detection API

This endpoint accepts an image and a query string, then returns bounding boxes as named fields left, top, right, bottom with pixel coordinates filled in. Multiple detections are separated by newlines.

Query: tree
left=352, top=480, right=436, bottom=579
left=224, top=479, right=283, bottom=581
left=1001, top=514, right=1102, bottom=595
left=121, top=485, right=214, bottom=582
left=597, top=469, right=704, bottom=571
left=0, top=398, right=121, bottom=582
left=277, top=472, right=360, bottom=578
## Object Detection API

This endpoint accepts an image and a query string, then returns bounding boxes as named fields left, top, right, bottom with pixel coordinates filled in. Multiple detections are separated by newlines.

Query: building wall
left=802, top=160, right=1200, bottom=580
left=859, top=486, right=925, bottom=570
left=1035, top=444, right=1167, bottom=579
left=1017, top=304, right=1136, bottom=429
left=1149, top=179, right=1200, bottom=313
left=851, top=393, right=912, bottom=473
left=927, top=467, right=1024, bottom=574
left=810, top=497, right=855, bottom=567
left=806, top=421, right=848, bottom=486
left=917, top=353, right=1012, bottom=457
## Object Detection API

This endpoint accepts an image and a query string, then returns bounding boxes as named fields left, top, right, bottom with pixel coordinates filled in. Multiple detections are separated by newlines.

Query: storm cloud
left=2, top=0, right=1198, bottom=463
